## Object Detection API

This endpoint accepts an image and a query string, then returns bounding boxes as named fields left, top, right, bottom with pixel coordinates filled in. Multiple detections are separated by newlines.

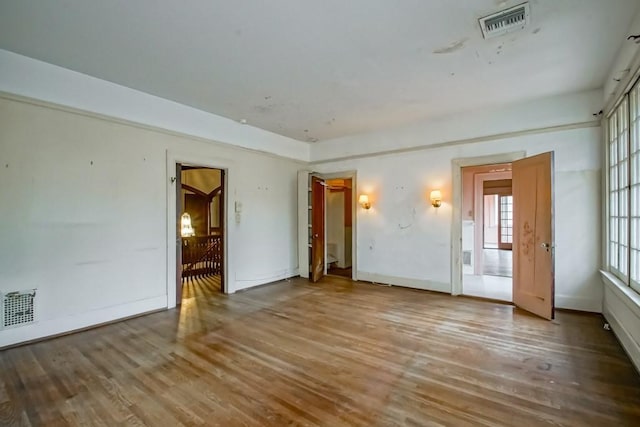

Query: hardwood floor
left=181, top=275, right=221, bottom=299
left=327, top=265, right=353, bottom=278
left=1, top=276, right=639, bottom=426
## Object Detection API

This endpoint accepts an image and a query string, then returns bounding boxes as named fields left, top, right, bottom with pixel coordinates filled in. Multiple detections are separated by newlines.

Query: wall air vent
left=2, top=290, right=36, bottom=328
left=479, top=2, right=530, bottom=39
left=463, top=251, right=472, bottom=266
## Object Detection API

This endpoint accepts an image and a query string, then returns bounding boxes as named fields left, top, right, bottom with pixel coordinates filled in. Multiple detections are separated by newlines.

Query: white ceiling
left=0, top=0, right=638, bottom=143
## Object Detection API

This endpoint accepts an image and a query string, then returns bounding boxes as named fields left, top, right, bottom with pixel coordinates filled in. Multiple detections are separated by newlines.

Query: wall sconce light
left=358, top=194, right=371, bottom=210
left=430, top=190, right=442, bottom=208
left=181, top=212, right=195, bottom=237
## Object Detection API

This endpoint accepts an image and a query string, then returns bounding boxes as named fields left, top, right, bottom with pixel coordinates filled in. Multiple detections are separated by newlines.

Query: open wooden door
left=219, top=169, right=225, bottom=293
left=176, top=163, right=183, bottom=305
left=311, top=176, right=325, bottom=282
left=512, top=152, right=554, bottom=319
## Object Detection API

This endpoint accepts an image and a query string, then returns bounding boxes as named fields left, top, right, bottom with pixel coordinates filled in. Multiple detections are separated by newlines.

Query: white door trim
left=451, top=152, right=525, bottom=296
left=166, top=150, right=235, bottom=309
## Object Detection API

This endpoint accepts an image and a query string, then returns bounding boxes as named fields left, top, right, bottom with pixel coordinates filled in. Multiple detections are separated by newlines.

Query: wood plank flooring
left=1, top=276, right=639, bottom=426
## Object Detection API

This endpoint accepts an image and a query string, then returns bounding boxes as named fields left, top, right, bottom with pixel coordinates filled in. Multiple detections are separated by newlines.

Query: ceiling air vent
left=479, top=2, right=530, bottom=39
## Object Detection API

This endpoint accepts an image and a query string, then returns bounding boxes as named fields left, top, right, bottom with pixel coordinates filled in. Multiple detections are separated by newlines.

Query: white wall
left=0, top=94, right=301, bottom=347
left=483, top=195, right=498, bottom=246
left=0, top=49, right=310, bottom=162
left=603, top=9, right=640, bottom=111
left=313, top=90, right=603, bottom=312
left=311, top=90, right=602, bottom=163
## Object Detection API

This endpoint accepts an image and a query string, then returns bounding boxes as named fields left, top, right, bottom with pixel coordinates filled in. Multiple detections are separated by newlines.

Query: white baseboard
left=357, top=271, right=450, bottom=293
left=601, top=271, right=640, bottom=373
left=555, top=294, right=602, bottom=313
left=233, top=269, right=299, bottom=293
left=0, top=295, right=167, bottom=348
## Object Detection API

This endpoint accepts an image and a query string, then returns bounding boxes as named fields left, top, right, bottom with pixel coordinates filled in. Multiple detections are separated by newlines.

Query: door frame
left=166, top=150, right=233, bottom=309
left=451, top=152, right=525, bottom=295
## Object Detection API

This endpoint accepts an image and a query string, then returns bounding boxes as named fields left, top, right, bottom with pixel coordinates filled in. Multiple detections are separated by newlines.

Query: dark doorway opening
left=325, top=178, right=353, bottom=279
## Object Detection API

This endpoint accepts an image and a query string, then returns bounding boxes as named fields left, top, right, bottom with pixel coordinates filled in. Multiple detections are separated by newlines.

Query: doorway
left=462, top=164, right=513, bottom=302
left=298, top=171, right=357, bottom=282
left=176, top=164, right=225, bottom=303
left=325, top=178, right=353, bottom=278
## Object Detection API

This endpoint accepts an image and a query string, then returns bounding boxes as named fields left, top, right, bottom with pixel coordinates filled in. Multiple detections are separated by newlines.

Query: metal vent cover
left=2, top=290, right=36, bottom=328
left=463, top=251, right=472, bottom=266
left=479, top=2, right=530, bottom=39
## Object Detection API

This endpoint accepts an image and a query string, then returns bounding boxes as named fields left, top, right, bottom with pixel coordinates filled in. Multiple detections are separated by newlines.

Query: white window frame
left=606, top=76, right=640, bottom=294
left=630, top=83, right=640, bottom=292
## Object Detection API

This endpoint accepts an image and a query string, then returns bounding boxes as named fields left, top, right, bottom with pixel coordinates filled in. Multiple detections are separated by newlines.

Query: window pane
left=620, top=245, right=628, bottom=276
left=499, top=195, right=513, bottom=245
left=620, top=99, right=629, bottom=133
left=633, top=116, right=640, bottom=152
left=611, top=242, right=619, bottom=269
left=631, top=217, right=639, bottom=250
left=632, top=86, right=639, bottom=152
left=631, top=221, right=639, bottom=285
left=631, top=249, right=640, bottom=290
